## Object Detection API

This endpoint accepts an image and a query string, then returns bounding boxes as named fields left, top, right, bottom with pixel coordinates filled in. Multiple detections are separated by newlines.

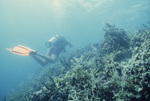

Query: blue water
left=0, top=0, right=150, bottom=100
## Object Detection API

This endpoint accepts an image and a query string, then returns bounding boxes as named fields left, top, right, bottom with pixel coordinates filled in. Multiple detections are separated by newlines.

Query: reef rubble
left=6, top=23, right=150, bottom=101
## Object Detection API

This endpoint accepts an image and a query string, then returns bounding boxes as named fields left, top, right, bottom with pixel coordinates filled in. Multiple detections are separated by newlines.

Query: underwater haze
left=0, top=0, right=150, bottom=100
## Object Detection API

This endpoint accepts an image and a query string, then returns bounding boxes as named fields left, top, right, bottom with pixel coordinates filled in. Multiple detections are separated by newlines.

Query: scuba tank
left=45, top=35, right=60, bottom=48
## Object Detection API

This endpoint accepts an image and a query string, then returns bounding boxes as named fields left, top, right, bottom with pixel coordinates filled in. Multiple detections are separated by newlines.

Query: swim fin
left=6, top=45, right=34, bottom=56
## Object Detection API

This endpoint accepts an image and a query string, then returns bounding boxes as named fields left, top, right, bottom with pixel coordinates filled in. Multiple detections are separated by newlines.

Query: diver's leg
left=36, top=53, right=57, bottom=63
left=31, top=55, right=48, bottom=66
left=30, top=52, right=56, bottom=64
left=36, top=53, right=51, bottom=61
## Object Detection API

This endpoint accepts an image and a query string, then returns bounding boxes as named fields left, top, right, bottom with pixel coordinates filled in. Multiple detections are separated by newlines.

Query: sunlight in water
left=53, top=0, right=61, bottom=8
left=51, top=0, right=65, bottom=17
left=46, top=0, right=66, bottom=24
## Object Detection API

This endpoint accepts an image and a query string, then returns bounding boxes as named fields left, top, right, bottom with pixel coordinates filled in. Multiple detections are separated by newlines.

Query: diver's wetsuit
left=31, top=36, right=71, bottom=66
left=47, top=37, right=67, bottom=56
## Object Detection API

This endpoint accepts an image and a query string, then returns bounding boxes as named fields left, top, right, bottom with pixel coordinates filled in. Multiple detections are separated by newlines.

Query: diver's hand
left=29, top=50, right=37, bottom=55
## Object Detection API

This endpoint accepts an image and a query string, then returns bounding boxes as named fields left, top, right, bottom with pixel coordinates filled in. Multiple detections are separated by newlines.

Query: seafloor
left=6, top=23, right=150, bottom=101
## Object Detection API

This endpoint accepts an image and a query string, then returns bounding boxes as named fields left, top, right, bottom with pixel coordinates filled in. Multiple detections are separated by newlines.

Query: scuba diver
left=6, top=35, right=72, bottom=66
left=30, top=35, right=72, bottom=66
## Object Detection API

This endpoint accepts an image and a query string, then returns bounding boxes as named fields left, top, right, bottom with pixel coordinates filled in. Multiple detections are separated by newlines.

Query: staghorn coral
left=101, top=23, right=129, bottom=54
left=6, top=23, right=150, bottom=101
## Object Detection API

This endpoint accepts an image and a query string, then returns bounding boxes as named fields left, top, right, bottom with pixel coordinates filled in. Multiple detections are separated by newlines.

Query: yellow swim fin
left=6, top=45, right=34, bottom=56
